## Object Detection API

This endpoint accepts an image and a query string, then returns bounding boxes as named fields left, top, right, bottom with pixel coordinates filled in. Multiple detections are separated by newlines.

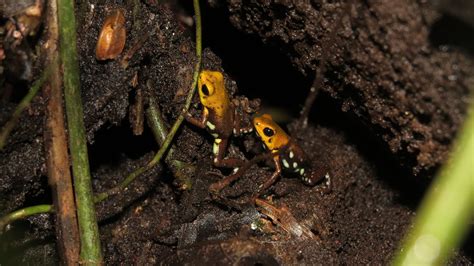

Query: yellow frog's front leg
left=185, top=70, right=249, bottom=169
left=184, top=107, right=235, bottom=167
left=184, top=107, right=209, bottom=129
left=211, top=137, right=244, bottom=168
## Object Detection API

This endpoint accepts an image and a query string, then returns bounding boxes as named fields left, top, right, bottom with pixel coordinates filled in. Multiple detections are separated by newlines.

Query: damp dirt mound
left=0, top=0, right=472, bottom=264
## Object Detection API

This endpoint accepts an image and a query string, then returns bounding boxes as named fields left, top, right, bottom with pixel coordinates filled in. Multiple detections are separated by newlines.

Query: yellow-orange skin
left=196, top=71, right=234, bottom=138
left=252, top=113, right=328, bottom=188
left=95, top=9, right=126, bottom=61
left=198, top=71, right=231, bottom=119
left=253, top=114, right=290, bottom=153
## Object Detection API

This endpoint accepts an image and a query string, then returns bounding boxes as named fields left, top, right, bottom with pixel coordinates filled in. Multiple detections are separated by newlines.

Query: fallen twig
left=255, top=198, right=316, bottom=240
left=43, top=0, right=80, bottom=264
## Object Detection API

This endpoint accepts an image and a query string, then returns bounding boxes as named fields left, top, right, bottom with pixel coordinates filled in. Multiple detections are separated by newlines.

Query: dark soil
left=0, top=0, right=473, bottom=265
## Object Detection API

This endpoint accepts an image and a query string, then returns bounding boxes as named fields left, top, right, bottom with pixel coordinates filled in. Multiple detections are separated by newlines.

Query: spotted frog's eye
left=201, top=84, right=210, bottom=96
left=263, top=127, right=274, bottom=137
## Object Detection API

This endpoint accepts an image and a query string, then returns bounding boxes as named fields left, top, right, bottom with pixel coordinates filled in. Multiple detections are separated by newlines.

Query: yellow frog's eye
left=263, top=127, right=274, bottom=137
left=201, top=84, right=210, bottom=96
left=200, top=82, right=215, bottom=97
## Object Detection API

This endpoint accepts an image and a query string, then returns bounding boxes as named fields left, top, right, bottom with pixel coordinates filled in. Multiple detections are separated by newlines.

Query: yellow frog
left=185, top=70, right=253, bottom=168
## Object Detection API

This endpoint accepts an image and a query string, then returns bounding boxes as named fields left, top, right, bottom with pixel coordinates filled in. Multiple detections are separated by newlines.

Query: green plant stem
left=94, top=0, right=202, bottom=202
left=393, top=105, right=474, bottom=265
left=0, top=205, right=53, bottom=232
left=146, top=97, right=194, bottom=189
left=57, top=0, right=102, bottom=264
left=147, top=98, right=176, bottom=158
left=0, top=68, right=51, bottom=150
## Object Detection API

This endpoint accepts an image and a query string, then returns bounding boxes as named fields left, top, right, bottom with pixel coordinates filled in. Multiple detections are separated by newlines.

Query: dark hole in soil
left=184, top=1, right=311, bottom=118
left=430, top=14, right=474, bottom=55
left=88, top=121, right=157, bottom=171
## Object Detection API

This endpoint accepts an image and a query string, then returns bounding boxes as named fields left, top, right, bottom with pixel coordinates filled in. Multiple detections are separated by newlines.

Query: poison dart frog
left=252, top=114, right=330, bottom=194
left=185, top=70, right=253, bottom=168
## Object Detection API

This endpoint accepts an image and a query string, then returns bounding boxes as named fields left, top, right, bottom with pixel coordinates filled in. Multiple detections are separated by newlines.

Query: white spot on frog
left=213, top=142, right=219, bottom=155
left=206, top=121, right=216, bottom=130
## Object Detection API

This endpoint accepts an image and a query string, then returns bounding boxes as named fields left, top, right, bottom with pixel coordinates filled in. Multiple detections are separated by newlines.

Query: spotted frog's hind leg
left=209, top=152, right=274, bottom=199
left=302, top=163, right=332, bottom=194
left=252, top=156, right=282, bottom=198
left=212, top=137, right=245, bottom=168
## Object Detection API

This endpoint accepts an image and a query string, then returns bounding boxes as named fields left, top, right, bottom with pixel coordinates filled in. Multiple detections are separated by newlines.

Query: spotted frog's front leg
left=254, top=154, right=282, bottom=197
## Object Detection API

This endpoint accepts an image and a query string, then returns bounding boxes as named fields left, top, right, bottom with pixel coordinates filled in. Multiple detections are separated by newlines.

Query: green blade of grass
left=0, top=205, right=53, bottom=232
left=0, top=68, right=51, bottom=150
left=393, top=105, right=474, bottom=265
